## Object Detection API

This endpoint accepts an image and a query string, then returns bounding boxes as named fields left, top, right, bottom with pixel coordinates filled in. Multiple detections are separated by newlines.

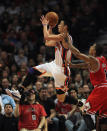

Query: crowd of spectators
left=0, top=0, right=107, bottom=131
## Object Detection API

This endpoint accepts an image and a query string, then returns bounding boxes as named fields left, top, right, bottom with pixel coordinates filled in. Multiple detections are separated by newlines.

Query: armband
left=43, top=24, right=47, bottom=26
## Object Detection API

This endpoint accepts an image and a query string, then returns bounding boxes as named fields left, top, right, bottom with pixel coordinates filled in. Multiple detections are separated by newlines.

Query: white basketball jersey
left=54, top=35, right=72, bottom=77
left=55, top=35, right=72, bottom=67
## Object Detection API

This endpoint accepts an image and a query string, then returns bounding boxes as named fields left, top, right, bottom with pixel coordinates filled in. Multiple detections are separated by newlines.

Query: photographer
left=38, top=87, right=58, bottom=131
left=55, top=89, right=78, bottom=131
left=14, top=87, right=47, bottom=131
left=65, top=89, right=88, bottom=131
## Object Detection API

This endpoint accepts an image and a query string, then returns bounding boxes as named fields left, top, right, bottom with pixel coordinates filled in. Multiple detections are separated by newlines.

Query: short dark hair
left=68, top=88, right=78, bottom=95
left=56, top=89, right=65, bottom=94
left=64, top=95, right=78, bottom=105
left=26, top=88, right=36, bottom=96
left=95, top=44, right=103, bottom=57
left=4, top=103, right=13, bottom=109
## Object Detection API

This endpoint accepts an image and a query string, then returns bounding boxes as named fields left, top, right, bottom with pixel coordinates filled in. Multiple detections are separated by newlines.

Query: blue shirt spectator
left=0, top=94, right=16, bottom=114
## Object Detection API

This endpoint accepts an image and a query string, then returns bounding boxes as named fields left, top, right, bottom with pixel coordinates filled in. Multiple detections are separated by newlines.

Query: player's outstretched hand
left=40, top=15, right=49, bottom=26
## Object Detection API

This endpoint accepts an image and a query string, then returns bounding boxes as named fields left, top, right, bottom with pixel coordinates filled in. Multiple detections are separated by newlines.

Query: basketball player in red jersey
left=22, top=16, right=72, bottom=94
left=66, top=36, right=107, bottom=118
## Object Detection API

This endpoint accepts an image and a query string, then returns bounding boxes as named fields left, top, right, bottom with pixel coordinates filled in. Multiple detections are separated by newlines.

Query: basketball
left=45, top=12, right=59, bottom=27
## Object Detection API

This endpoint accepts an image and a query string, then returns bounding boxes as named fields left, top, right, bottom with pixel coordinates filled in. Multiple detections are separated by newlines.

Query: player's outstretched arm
left=67, top=36, right=99, bottom=72
left=41, top=16, right=63, bottom=43
left=65, top=61, right=89, bottom=69
left=67, top=36, right=92, bottom=63
left=44, top=25, right=57, bottom=47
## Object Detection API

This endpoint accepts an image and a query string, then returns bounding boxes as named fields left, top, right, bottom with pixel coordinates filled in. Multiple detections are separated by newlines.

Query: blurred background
left=0, top=1, right=107, bottom=130
left=0, top=0, right=107, bottom=85
left=0, top=0, right=107, bottom=89
left=0, top=0, right=107, bottom=91
left=0, top=0, right=107, bottom=55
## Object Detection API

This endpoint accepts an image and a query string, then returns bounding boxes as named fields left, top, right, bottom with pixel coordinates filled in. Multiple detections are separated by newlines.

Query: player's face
left=58, top=20, right=64, bottom=33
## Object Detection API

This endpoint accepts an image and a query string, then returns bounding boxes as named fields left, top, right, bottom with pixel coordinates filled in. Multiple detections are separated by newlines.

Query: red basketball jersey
left=102, top=56, right=107, bottom=78
left=18, top=104, right=47, bottom=130
left=90, top=56, right=107, bottom=86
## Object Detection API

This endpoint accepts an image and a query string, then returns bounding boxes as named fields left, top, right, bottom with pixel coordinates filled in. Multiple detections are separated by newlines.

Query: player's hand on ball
left=40, top=15, right=49, bottom=26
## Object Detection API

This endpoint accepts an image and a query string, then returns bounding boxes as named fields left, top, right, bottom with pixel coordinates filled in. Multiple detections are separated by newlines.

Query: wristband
left=43, top=24, right=47, bottom=26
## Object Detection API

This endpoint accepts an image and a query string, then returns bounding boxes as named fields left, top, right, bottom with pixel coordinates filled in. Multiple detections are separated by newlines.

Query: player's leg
left=22, top=62, right=53, bottom=88
left=51, top=64, right=69, bottom=102
left=52, top=68, right=69, bottom=92
left=22, top=67, right=42, bottom=87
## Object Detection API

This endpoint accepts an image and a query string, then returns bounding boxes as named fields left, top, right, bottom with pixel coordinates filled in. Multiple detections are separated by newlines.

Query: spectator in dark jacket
left=0, top=103, right=18, bottom=131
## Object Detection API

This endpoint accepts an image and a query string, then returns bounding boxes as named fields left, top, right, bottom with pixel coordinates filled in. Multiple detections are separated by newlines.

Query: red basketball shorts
left=84, top=86, right=107, bottom=118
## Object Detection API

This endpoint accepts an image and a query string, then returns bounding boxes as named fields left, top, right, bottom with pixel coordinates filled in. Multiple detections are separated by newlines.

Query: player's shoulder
left=88, top=55, right=99, bottom=65
left=96, top=56, right=105, bottom=63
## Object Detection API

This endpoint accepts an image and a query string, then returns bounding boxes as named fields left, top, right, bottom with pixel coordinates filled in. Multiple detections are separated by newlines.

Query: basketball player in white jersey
left=22, top=16, right=72, bottom=93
